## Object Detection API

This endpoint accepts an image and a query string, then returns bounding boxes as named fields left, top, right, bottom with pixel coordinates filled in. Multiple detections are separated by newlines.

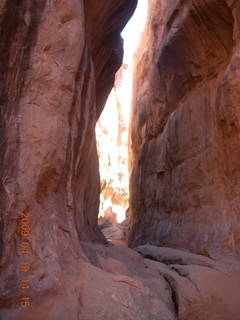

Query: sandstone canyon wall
left=0, top=0, right=240, bottom=319
left=0, top=0, right=138, bottom=318
left=128, top=0, right=240, bottom=255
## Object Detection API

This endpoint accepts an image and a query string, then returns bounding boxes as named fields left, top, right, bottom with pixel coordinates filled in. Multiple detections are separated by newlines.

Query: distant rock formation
left=96, top=64, right=132, bottom=225
left=128, top=0, right=240, bottom=255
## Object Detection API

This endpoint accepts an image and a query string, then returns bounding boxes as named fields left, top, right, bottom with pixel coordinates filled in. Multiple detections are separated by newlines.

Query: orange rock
left=128, top=0, right=240, bottom=255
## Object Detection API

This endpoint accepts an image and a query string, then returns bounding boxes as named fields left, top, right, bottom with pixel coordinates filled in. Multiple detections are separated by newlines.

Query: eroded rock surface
left=0, top=0, right=138, bottom=318
left=144, top=254, right=240, bottom=320
left=128, top=0, right=240, bottom=254
left=0, top=0, right=240, bottom=319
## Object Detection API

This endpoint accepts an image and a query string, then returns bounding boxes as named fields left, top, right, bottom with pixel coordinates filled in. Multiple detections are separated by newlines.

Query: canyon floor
left=78, top=224, right=240, bottom=320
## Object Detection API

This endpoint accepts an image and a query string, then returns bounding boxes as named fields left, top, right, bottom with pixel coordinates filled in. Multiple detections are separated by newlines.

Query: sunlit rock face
left=128, top=0, right=240, bottom=254
left=96, top=64, right=132, bottom=224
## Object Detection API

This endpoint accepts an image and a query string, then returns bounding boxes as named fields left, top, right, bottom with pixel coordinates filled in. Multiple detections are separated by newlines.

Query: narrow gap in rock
left=96, top=0, right=148, bottom=244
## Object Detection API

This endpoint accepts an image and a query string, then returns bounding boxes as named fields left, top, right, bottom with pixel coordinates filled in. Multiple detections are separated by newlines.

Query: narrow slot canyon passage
left=96, top=0, right=148, bottom=232
left=0, top=0, right=240, bottom=319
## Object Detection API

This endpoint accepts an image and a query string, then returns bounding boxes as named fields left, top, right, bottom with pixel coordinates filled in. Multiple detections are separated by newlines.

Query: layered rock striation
left=128, top=0, right=240, bottom=254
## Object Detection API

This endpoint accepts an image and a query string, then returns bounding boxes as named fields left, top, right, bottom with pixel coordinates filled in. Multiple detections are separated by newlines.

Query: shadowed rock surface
left=0, top=0, right=240, bottom=319
left=128, top=0, right=240, bottom=254
left=0, top=0, right=138, bottom=318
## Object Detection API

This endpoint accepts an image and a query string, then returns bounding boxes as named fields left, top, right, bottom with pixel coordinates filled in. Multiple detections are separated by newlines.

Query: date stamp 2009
left=19, top=212, right=31, bottom=308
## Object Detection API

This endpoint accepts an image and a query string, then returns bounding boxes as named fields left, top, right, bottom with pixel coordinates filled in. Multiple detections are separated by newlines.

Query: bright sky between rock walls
left=122, top=0, right=149, bottom=66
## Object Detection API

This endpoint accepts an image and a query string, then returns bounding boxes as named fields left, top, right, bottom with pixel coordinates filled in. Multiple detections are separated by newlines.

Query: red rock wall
left=128, top=0, right=240, bottom=254
left=1, top=1, right=240, bottom=319
left=0, top=0, right=137, bottom=316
